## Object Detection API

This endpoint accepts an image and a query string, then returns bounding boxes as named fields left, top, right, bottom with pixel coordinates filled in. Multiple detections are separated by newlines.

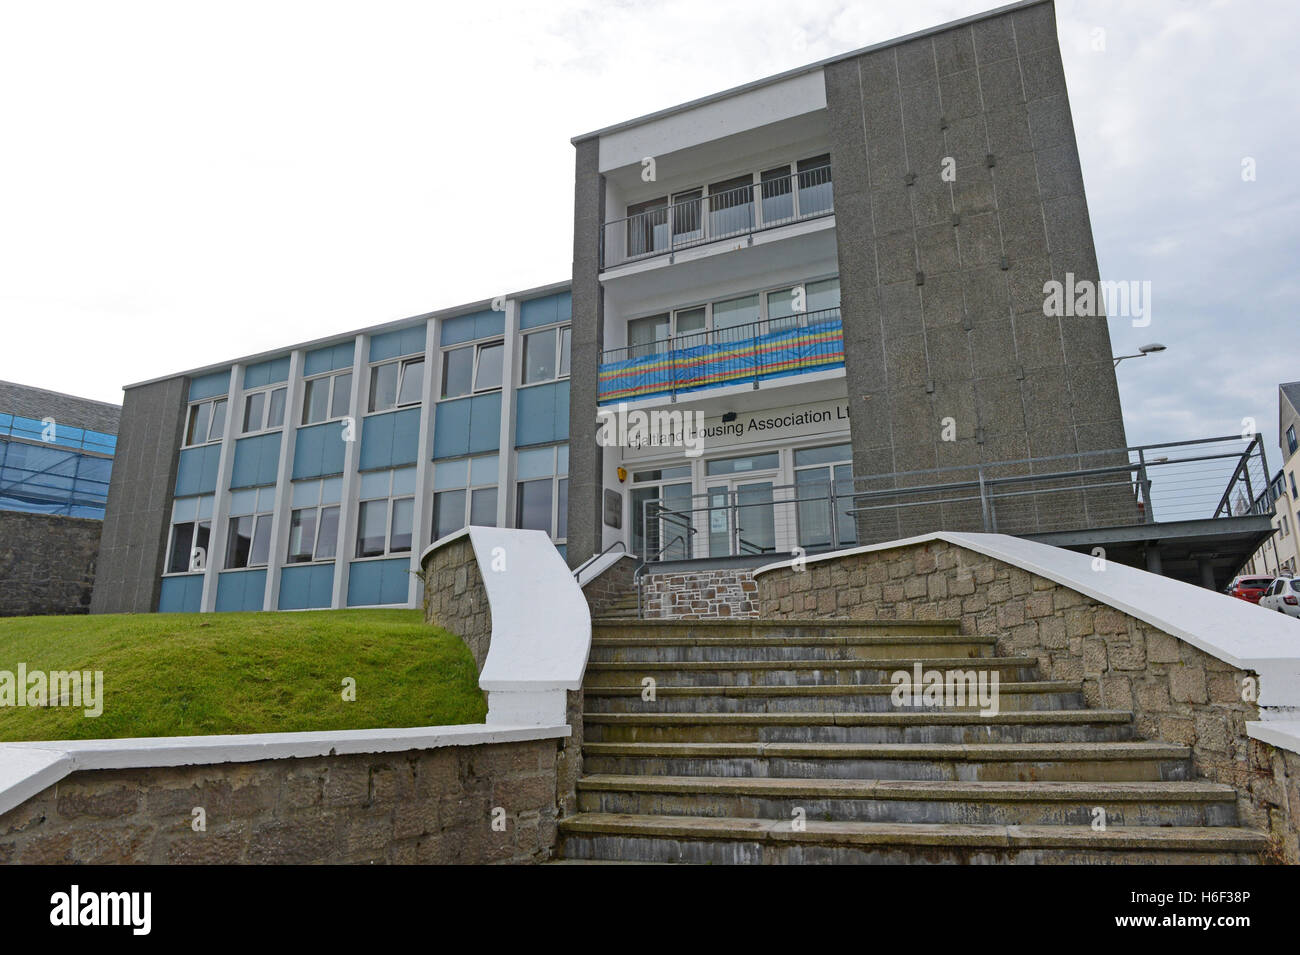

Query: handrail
left=601, top=305, right=842, bottom=366
left=572, top=539, right=626, bottom=582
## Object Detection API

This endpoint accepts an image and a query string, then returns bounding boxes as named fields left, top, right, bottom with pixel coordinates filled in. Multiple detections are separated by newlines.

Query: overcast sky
left=1, top=0, right=1295, bottom=458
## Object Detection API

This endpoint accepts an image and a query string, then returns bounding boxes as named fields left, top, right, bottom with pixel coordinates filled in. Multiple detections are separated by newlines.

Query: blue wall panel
left=188, top=370, right=230, bottom=401
left=441, top=309, right=504, bottom=346
left=346, top=558, right=410, bottom=606
left=369, top=325, right=427, bottom=362
left=175, top=444, right=221, bottom=496
left=292, top=422, right=348, bottom=479
left=359, top=408, right=421, bottom=471
left=230, top=433, right=281, bottom=489
left=215, top=568, right=267, bottom=612
left=158, top=574, right=204, bottom=613
left=515, top=381, right=569, bottom=447
left=243, top=356, right=291, bottom=389
left=304, top=341, right=355, bottom=376
left=519, top=291, right=572, bottom=330
left=433, top=393, right=501, bottom=459
left=278, top=564, right=335, bottom=610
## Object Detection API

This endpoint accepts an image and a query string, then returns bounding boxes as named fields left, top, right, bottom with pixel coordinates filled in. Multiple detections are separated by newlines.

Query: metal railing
left=632, top=435, right=1270, bottom=565
left=572, top=539, right=625, bottom=582
left=600, top=164, right=833, bottom=269
left=597, top=306, right=844, bottom=404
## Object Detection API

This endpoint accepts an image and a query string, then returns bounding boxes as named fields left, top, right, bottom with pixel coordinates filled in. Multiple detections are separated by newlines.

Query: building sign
left=612, top=398, right=851, bottom=461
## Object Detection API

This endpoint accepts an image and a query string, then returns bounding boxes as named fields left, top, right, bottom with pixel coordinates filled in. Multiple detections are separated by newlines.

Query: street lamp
left=1113, top=343, right=1167, bottom=367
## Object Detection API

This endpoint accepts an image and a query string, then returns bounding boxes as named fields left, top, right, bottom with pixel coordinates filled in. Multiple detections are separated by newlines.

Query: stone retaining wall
left=0, top=511, right=102, bottom=617
left=0, top=740, right=560, bottom=864
left=640, top=567, right=760, bottom=619
left=756, top=538, right=1300, bottom=863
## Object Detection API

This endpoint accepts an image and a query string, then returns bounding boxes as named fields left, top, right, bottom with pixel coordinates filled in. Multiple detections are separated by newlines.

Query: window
left=302, top=371, right=352, bottom=425
left=184, top=397, right=228, bottom=447
left=1289, top=426, right=1297, bottom=456
left=1284, top=514, right=1291, bottom=538
left=441, top=341, right=503, bottom=398
left=521, top=326, right=571, bottom=384
left=241, top=387, right=287, bottom=434
left=631, top=465, right=693, bottom=561
left=794, top=443, right=857, bottom=550
left=706, top=452, right=780, bottom=477
left=287, top=478, right=342, bottom=563
left=1290, top=472, right=1297, bottom=500
left=433, top=454, right=499, bottom=540
left=355, top=467, right=417, bottom=558
left=225, top=486, right=276, bottom=568
left=514, top=445, right=568, bottom=542
left=369, top=357, right=425, bottom=413
left=166, top=495, right=215, bottom=573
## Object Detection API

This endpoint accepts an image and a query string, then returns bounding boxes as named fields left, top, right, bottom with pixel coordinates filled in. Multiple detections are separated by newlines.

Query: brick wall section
left=640, top=568, right=760, bottom=619
left=755, top=538, right=1300, bottom=863
left=0, top=511, right=102, bottom=616
left=581, top=554, right=637, bottom=616
left=0, top=741, right=559, bottom=864
left=422, top=536, right=491, bottom=670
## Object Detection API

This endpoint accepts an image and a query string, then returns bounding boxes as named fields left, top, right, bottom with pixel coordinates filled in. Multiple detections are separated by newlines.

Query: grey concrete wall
left=826, top=0, right=1127, bottom=542
left=0, top=380, right=120, bottom=434
left=90, top=377, right=188, bottom=614
left=566, top=137, right=606, bottom=569
left=0, top=511, right=102, bottom=616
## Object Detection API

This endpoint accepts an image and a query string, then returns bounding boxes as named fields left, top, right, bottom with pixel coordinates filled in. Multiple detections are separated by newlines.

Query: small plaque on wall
left=604, top=489, right=622, bottom=529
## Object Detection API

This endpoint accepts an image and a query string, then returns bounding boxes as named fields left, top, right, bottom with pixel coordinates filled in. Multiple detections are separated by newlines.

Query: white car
left=1258, top=577, right=1300, bottom=618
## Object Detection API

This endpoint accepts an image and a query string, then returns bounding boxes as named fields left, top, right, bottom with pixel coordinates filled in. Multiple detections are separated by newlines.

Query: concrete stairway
left=558, top=619, right=1268, bottom=864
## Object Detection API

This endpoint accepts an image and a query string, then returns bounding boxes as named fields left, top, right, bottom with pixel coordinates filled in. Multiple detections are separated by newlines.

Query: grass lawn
left=0, top=609, right=486, bottom=742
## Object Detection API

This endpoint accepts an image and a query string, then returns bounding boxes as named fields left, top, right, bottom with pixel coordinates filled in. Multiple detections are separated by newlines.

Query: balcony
left=600, top=163, right=833, bottom=271
left=597, top=306, right=843, bottom=405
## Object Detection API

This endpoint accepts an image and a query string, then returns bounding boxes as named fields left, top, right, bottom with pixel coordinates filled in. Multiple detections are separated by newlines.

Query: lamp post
left=1113, top=343, right=1168, bottom=367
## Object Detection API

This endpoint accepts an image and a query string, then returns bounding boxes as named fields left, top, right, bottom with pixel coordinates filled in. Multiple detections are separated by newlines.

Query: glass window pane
left=250, top=513, right=273, bottom=566
left=516, top=479, right=553, bottom=534
left=441, top=347, right=473, bottom=399
left=390, top=497, right=414, bottom=552
left=557, top=478, right=568, bottom=539
left=760, top=165, right=794, bottom=223
left=369, top=362, right=399, bottom=413
left=794, top=444, right=852, bottom=468
left=522, top=329, right=557, bottom=385
left=242, top=392, right=265, bottom=433
left=628, top=314, right=669, bottom=358
left=706, top=452, right=780, bottom=476
left=356, top=499, right=388, bottom=557
left=712, top=294, right=760, bottom=338
left=675, top=307, right=707, bottom=340
left=434, top=489, right=467, bottom=540
left=267, top=388, right=286, bottom=429
left=316, top=505, right=340, bottom=560
left=226, top=515, right=254, bottom=568
left=330, top=373, right=352, bottom=419
left=806, top=277, right=841, bottom=314
left=168, top=522, right=195, bottom=574
left=194, top=521, right=212, bottom=569
left=398, top=358, right=425, bottom=406
left=208, top=400, right=226, bottom=443
left=475, top=342, right=504, bottom=391
left=304, top=378, right=329, bottom=425
left=558, top=327, right=571, bottom=378
left=470, top=487, right=497, bottom=526
left=186, top=403, right=210, bottom=446
left=287, top=508, right=318, bottom=563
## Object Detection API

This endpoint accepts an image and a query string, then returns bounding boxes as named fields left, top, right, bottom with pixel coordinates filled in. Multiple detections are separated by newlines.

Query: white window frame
left=301, top=370, right=353, bottom=426
left=355, top=469, right=417, bottom=559
left=368, top=355, right=426, bottom=414
left=165, top=519, right=212, bottom=575
left=432, top=454, right=500, bottom=540
left=519, top=323, right=572, bottom=386
left=513, top=444, right=568, bottom=544
left=441, top=339, right=505, bottom=399
left=183, top=397, right=228, bottom=448
left=240, top=385, right=288, bottom=436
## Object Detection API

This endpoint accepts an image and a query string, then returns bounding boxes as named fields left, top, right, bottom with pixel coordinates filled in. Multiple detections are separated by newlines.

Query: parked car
left=1259, top=577, right=1300, bottom=618
left=1227, top=575, right=1274, bottom=603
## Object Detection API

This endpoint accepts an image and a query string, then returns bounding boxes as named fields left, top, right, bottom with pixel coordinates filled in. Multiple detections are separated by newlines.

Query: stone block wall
left=755, top=538, right=1299, bottom=863
left=0, top=741, right=560, bottom=865
left=581, top=554, right=637, bottom=616
left=640, top=567, right=760, bottom=619
left=0, top=511, right=103, bottom=616
left=422, top=535, right=491, bottom=670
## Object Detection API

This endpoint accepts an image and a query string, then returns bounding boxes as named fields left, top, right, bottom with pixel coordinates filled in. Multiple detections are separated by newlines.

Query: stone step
left=589, top=633, right=993, bottom=663
left=582, top=709, right=1136, bottom=744
left=583, top=657, right=1040, bottom=687
left=557, top=814, right=1265, bottom=864
left=591, top=619, right=963, bottom=640
left=579, top=740, right=1192, bottom=781
left=575, top=775, right=1241, bottom=826
left=583, top=681, right=1082, bottom=713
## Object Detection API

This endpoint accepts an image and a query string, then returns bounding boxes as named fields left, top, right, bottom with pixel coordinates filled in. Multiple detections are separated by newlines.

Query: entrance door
left=704, top=478, right=776, bottom=557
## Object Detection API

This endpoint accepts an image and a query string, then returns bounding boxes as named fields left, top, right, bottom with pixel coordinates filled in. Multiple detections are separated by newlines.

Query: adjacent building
left=91, top=0, right=1152, bottom=614
left=1241, top=383, right=1300, bottom=579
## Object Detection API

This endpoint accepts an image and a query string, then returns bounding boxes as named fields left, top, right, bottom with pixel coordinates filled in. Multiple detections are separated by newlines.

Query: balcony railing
left=597, top=306, right=844, bottom=404
left=600, top=164, right=833, bottom=270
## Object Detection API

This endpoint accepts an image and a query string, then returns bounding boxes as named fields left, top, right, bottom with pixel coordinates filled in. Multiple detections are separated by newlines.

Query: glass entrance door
left=705, top=479, right=776, bottom=557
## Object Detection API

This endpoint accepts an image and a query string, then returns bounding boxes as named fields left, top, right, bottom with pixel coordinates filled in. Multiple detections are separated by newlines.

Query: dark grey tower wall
left=566, top=137, right=606, bottom=568
left=826, top=0, right=1126, bottom=539
left=90, top=377, right=187, bottom=614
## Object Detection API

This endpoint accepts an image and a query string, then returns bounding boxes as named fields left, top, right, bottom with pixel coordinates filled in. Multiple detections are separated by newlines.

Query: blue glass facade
left=0, top=413, right=117, bottom=519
